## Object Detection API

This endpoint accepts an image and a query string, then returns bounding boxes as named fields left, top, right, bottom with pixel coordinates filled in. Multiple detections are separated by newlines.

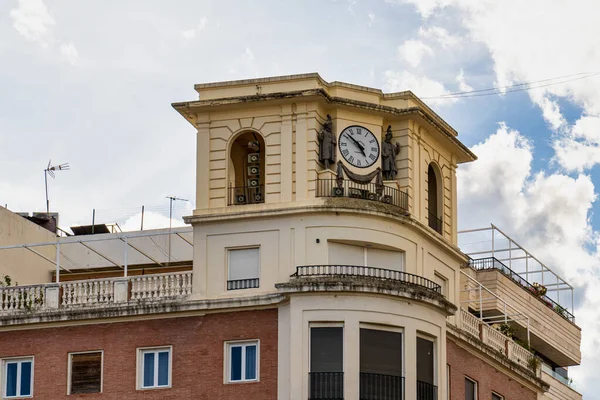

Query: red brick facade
left=447, top=338, right=536, bottom=400
left=0, top=309, right=278, bottom=400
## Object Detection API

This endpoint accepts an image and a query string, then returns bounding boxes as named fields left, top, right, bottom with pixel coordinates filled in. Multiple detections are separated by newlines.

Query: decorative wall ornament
left=318, top=114, right=336, bottom=170
left=381, top=125, right=401, bottom=180
left=336, top=161, right=384, bottom=194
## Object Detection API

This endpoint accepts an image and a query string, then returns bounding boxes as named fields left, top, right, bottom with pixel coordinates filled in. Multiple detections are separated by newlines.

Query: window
left=465, top=377, right=477, bottom=400
left=360, top=328, right=403, bottom=399
left=69, top=352, right=102, bottom=394
left=492, top=393, right=503, bottom=400
left=427, top=163, right=443, bottom=234
left=417, top=337, right=436, bottom=400
left=434, top=272, right=448, bottom=297
left=328, top=242, right=404, bottom=271
left=227, top=248, right=260, bottom=290
left=226, top=341, right=258, bottom=383
left=2, top=358, right=33, bottom=398
left=138, top=347, right=171, bottom=389
left=310, top=327, right=343, bottom=399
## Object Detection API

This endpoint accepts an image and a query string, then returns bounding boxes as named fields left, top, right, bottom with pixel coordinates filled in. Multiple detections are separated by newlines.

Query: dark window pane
left=310, top=327, right=343, bottom=372
left=143, top=353, right=155, bottom=387
left=492, top=394, right=503, bottom=400
left=360, top=328, right=402, bottom=376
left=157, top=352, right=169, bottom=386
left=6, top=363, right=17, bottom=397
left=231, top=346, right=242, bottom=381
left=465, top=379, right=476, bottom=400
left=20, top=362, right=32, bottom=396
left=245, top=345, right=257, bottom=380
left=417, top=337, right=434, bottom=385
left=70, top=352, right=102, bottom=394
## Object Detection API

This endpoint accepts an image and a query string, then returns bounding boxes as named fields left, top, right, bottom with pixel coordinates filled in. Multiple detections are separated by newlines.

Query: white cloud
left=10, top=0, right=55, bottom=47
left=397, top=39, right=433, bottom=68
left=383, top=70, right=457, bottom=106
left=60, top=42, right=78, bottom=65
left=458, top=123, right=599, bottom=393
left=455, top=69, right=473, bottom=93
left=181, top=17, right=208, bottom=39
left=368, top=12, right=376, bottom=27
left=419, top=26, right=461, bottom=48
left=121, top=211, right=187, bottom=232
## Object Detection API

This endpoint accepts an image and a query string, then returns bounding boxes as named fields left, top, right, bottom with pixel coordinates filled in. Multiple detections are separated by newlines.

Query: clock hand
left=345, top=134, right=366, bottom=156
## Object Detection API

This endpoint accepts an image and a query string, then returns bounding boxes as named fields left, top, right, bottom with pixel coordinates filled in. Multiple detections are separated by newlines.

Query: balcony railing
left=309, top=372, right=344, bottom=400
left=0, top=272, right=193, bottom=313
left=316, top=178, right=408, bottom=213
left=416, top=380, right=438, bottom=400
left=360, top=372, right=404, bottom=400
left=228, top=184, right=265, bottom=206
left=294, top=265, right=442, bottom=294
left=428, top=211, right=443, bottom=235
left=469, top=257, right=575, bottom=322
left=227, top=278, right=260, bottom=290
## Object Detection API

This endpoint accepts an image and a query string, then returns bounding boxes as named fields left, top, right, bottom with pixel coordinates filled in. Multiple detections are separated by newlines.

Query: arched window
left=427, top=163, right=443, bottom=234
left=228, top=132, right=265, bottom=205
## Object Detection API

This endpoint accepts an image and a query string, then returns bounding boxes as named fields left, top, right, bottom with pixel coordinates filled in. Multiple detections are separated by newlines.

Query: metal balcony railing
left=360, top=372, right=404, bottom=400
left=316, top=178, right=408, bottom=213
left=416, top=380, right=438, bottom=400
left=228, top=185, right=265, bottom=206
left=428, top=211, right=443, bottom=235
left=226, top=278, right=260, bottom=291
left=309, top=372, right=344, bottom=400
left=294, top=265, right=441, bottom=294
left=469, top=257, right=575, bottom=322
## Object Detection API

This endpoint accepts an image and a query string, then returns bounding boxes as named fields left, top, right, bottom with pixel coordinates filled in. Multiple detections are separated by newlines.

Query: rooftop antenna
left=44, top=160, right=70, bottom=214
left=166, top=196, right=188, bottom=264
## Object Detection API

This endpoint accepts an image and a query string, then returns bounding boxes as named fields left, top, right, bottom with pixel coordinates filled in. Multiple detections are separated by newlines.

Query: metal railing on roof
left=458, top=224, right=575, bottom=318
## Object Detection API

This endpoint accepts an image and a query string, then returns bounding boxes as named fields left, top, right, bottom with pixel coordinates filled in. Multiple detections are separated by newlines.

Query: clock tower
left=173, top=73, right=476, bottom=400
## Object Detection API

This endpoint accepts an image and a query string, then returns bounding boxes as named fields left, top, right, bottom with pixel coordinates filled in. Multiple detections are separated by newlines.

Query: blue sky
left=2, top=0, right=600, bottom=395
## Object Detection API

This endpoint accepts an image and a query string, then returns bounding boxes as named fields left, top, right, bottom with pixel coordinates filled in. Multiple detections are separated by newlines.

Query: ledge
left=447, top=322, right=550, bottom=392
left=275, top=275, right=457, bottom=316
left=0, top=293, right=285, bottom=329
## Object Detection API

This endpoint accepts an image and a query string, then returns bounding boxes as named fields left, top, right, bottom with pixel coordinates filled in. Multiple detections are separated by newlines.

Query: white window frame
left=1, top=357, right=34, bottom=399
left=226, top=246, right=261, bottom=289
left=67, top=350, right=103, bottom=395
left=224, top=340, right=260, bottom=383
left=465, top=376, right=478, bottom=400
left=136, top=346, right=172, bottom=390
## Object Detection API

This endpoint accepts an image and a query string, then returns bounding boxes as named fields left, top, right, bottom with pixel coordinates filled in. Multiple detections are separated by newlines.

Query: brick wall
left=0, top=309, right=277, bottom=400
left=447, top=338, right=536, bottom=400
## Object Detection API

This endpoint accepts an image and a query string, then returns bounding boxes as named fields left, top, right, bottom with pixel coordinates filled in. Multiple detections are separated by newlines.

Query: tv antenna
left=44, top=160, right=70, bottom=213
left=166, top=195, right=188, bottom=264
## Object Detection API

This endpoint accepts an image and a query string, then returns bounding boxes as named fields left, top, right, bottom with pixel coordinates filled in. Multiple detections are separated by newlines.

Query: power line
left=420, top=71, right=600, bottom=100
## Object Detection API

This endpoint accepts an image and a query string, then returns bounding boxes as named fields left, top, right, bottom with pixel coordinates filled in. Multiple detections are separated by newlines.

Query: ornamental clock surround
left=338, top=125, right=380, bottom=168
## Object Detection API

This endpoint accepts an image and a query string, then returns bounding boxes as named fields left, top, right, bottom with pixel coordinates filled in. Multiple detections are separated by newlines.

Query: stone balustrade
left=460, top=308, right=535, bottom=372
left=0, top=271, right=193, bottom=313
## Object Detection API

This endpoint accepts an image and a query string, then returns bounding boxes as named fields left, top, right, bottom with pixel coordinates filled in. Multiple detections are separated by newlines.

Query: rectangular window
left=417, top=337, right=436, bottom=400
left=69, top=352, right=102, bottom=394
left=360, top=328, right=403, bottom=400
left=310, top=327, right=343, bottom=399
left=226, top=341, right=259, bottom=383
left=227, top=248, right=260, bottom=290
left=2, top=358, right=33, bottom=398
left=492, top=393, right=503, bottom=400
left=138, top=347, right=171, bottom=389
left=465, top=377, right=477, bottom=400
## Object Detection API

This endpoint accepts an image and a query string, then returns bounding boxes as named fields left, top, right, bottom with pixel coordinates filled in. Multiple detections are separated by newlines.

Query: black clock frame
left=338, top=125, right=380, bottom=169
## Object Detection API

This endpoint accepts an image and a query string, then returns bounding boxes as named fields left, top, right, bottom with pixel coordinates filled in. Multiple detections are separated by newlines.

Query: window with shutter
left=69, top=352, right=102, bottom=394
left=227, top=248, right=260, bottom=290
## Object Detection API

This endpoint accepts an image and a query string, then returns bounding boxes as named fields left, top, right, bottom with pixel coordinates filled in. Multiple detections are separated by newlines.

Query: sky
left=1, top=0, right=600, bottom=395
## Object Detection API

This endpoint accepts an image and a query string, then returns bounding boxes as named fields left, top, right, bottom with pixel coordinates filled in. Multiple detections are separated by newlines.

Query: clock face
left=338, top=125, right=380, bottom=168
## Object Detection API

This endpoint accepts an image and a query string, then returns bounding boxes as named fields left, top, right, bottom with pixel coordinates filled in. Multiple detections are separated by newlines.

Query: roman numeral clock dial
left=338, top=125, right=380, bottom=168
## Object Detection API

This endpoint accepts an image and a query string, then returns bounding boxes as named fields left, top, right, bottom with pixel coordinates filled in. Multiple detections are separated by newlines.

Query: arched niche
left=427, top=163, right=443, bottom=234
left=228, top=131, right=266, bottom=205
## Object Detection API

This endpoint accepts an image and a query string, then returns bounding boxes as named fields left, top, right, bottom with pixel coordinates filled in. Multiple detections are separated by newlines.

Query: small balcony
left=427, top=211, right=443, bottom=235
left=309, top=372, right=344, bottom=400
left=0, top=271, right=193, bottom=315
left=417, top=380, right=438, bottom=400
left=316, top=178, right=409, bottom=214
left=227, top=278, right=260, bottom=290
left=293, top=265, right=442, bottom=294
left=360, top=373, right=404, bottom=400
